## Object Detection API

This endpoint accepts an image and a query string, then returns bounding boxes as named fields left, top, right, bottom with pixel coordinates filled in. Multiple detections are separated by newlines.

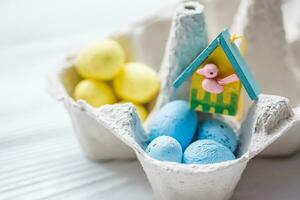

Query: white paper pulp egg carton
left=87, top=93, right=297, bottom=200
left=47, top=1, right=300, bottom=164
left=47, top=2, right=300, bottom=199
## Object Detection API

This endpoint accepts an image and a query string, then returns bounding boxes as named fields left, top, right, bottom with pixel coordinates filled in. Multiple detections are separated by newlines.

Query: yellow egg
left=113, top=62, right=160, bottom=104
left=119, top=101, right=148, bottom=122
left=73, top=80, right=116, bottom=107
left=76, top=39, right=126, bottom=81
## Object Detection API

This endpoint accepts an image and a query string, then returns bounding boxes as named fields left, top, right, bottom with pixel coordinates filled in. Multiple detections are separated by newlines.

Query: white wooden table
left=1, top=0, right=300, bottom=199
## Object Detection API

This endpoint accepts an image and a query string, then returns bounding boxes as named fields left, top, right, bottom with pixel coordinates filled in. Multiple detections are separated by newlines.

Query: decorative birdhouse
left=173, top=29, right=260, bottom=116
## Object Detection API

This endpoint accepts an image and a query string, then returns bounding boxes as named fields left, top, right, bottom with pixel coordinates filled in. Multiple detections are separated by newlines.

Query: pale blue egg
left=146, top=136, right=182, bottom=163
left=183, top=139, right=236, bottom=164
left=197, top=119, right=237, bottom=152
left=147, top=100, right=197, bottom=150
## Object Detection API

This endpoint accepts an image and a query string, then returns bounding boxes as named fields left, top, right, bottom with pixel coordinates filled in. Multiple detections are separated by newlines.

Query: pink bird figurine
left=196, top=63, right=239, bottom=94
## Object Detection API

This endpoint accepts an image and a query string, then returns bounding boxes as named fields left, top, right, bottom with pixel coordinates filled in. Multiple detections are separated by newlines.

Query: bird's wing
left=217, top=74, right=239, bottom=85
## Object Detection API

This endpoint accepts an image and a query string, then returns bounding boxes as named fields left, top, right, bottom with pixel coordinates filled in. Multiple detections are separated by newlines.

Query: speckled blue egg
left=197, top=119, right=237, bottom=152
left=146, top=136, right=182, bottom=163
left=147, top=100, right=197, bottom=150
left=183, top=139, right=236, bottom=164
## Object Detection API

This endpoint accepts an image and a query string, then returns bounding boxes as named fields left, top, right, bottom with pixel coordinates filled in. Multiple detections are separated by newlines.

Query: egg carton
left=47, top=0, right=300, bottom=164
left=231, top=0, right=300, bottom=109
left=87, top=93, right=297, bottom=200
left=47, top=1, right=300, bottom=199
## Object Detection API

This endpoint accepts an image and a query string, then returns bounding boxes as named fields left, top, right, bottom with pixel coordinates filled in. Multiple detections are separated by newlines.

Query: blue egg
left=183, top=139, right=236, bottom=164
left=197, top=119, right=237, bottom=152
left=147, top=100, right=197, bottom=150
left=146, top=136, right=182, bottom=163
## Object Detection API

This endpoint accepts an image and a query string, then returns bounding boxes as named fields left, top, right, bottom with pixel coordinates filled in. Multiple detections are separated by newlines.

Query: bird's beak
left=196, top=68, right=204, bottom=75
